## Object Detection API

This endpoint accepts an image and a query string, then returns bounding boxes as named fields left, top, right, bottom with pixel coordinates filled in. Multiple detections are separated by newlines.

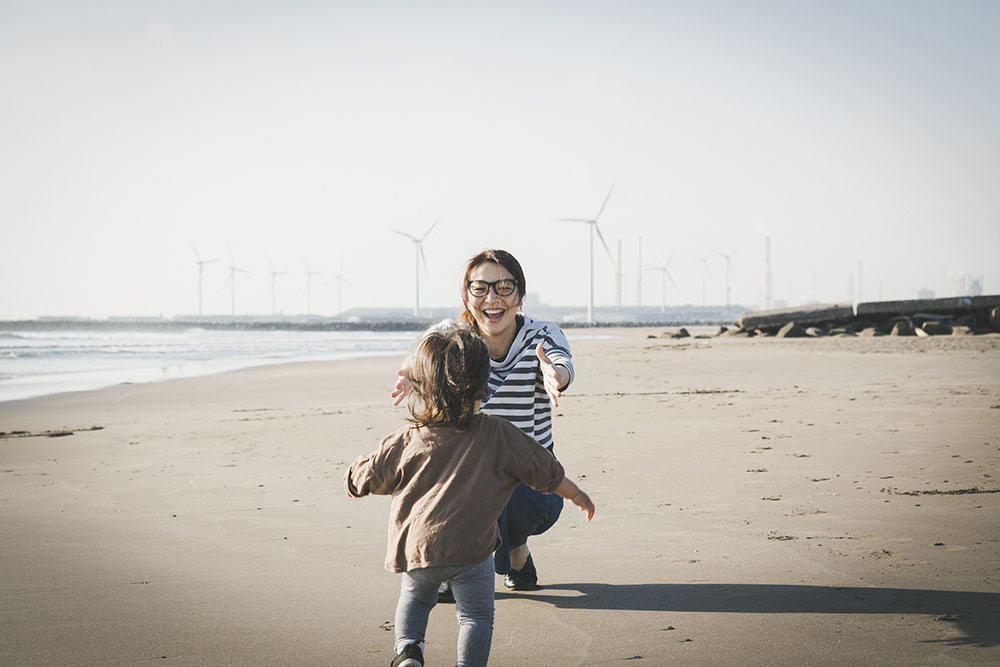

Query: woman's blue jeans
left=394, top=556, right=495, bottom=667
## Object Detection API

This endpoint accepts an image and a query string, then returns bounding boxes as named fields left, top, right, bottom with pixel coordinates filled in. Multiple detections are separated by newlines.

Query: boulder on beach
left=660, top=328, right=690, bottom=339
left=921, top=320, right=953, bottom=336
left=890, top=320, right=915, bottom=336
left=776, top=321, right=805, bottom=338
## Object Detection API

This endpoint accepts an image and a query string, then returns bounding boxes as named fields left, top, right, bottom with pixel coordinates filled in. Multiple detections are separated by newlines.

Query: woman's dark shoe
left=503, top=554, right=540, bottom=590
left=437, top=581, right=455, bottom=603
left=390, top=642, right=424, bottom=667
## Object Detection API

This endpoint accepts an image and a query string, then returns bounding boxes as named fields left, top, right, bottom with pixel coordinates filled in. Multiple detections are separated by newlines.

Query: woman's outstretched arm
left=536, top=343, right=571, bottom=408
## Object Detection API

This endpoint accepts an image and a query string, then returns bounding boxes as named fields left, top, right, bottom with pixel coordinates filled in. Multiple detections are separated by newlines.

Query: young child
left=345, top=326, right=595, bottom=667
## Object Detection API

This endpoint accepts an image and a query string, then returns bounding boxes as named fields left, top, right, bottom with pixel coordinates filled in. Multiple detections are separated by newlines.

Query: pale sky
left=2, top=0, right=997, bottom=319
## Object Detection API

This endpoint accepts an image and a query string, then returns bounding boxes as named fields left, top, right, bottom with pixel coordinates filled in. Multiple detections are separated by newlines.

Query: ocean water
left=0, top=328, right=420, bottom=403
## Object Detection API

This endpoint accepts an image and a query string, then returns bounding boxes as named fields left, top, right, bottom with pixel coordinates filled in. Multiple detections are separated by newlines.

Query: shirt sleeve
left=540, top=322, right=575, bottom=388
left=498, top=418, right=565, bottom=493
left=346, top=433, right=403, bottom=497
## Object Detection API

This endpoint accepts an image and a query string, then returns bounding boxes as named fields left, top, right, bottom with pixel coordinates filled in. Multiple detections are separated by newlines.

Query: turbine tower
left=389, top=216, right=441, bottom=317
left=764, top=235, right=773, bottom=310
left=645, top=247, right=677, bottom=315
left=555, top=182, right=616, bottom=324
left=693, top=251, right=713, bottom=307
left=189, top=243, right=219, bottom=316
left=615, top=239, right=623, bottom=308
left=713, top=244, right=742, bottom=318
left=302, top=258, right=323, bottom=316
left=265, top=257, right=290, bottom=316
left=225, top=246, right=251, bottom=317
left=752, top=221, right=772, bottom=310
left=637, top=236, right=643, bottom=307
left=329, top=260, right=351, bottom=315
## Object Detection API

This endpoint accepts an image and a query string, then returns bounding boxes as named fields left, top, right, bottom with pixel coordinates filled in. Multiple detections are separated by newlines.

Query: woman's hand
left=390, top=369, right=411, bottom=407
left=536, top=343, right=569, bottom=407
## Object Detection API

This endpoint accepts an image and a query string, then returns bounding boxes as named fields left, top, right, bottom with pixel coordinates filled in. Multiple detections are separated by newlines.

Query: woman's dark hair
left=458, top=249, right=527, bottom=331
left=407, top=325, right=491, bottom=430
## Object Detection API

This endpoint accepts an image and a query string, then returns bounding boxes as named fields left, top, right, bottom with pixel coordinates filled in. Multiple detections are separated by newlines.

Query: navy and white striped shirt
left=480, top=315, right=574, bottom=451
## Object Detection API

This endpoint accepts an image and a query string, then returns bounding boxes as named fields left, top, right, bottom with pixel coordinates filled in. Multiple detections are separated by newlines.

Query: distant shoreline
left=0, top=317, right=733, bottom=332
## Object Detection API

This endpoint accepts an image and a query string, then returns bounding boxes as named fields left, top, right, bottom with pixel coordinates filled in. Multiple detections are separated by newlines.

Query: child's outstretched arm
left=554, top=476, right=595, bottom=521
left=344, top=449, right=391, bottom=499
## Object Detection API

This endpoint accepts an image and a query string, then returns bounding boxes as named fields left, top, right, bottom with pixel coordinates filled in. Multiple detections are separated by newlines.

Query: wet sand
left=2, top=328, right=998, bottom=666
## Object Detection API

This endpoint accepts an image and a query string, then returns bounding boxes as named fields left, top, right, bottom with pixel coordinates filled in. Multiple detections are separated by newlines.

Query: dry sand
left=1, top=328, right=998, bottom=666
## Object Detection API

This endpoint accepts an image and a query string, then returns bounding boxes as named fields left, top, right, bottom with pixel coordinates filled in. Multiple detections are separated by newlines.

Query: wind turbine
left=189, top=243, right=219, bottom=316
left=329, top=260, right=351, bottom=315
left=302, top=258, right=323, bottom=316
left=713, top=244, right=742, bottom=318
left=225, top=246, right=251, bottom=317
left=265, top=257, right=290, bottom=316
left=645, top=247, right=677, bottom=315
left=389, top=216, right=441, bottom=317
left=693, top=251, right=713, bottom=307
left=555, top=182, right=616, bottom=324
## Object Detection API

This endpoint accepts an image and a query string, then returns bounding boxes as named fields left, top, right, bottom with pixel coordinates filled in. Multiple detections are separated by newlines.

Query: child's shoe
left=503, top=554, right=540, bottom=590
left=390, top=642, right=423, bottom=667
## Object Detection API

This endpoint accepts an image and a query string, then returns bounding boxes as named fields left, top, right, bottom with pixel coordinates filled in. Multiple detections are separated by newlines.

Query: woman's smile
left=482, top=306, right=506, bottom=324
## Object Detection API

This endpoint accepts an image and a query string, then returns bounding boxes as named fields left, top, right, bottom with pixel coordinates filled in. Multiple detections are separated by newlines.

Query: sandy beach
left=2, top=328, right=998, bottom=666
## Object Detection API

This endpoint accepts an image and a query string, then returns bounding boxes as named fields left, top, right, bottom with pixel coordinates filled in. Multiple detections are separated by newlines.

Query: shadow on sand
left=497, top=582, right=1000, bottom=647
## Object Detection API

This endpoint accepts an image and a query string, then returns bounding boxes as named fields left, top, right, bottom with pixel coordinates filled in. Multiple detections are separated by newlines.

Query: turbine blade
left=388, top=228, right=418, bottom=241
left=189, top=242, right=202, bottom=262
left=593, top=223, right=614, bottom=262
left=594, top=181, right=616, bottom=221
left=419, top=244, right=429, bottom=278
left=554, top=218, right=591, bottom=223
left=666, top=271, right=678, bottom=290
left=420, top=215, right=442, bottom=241
left=666, top=247, right=676, bottom=268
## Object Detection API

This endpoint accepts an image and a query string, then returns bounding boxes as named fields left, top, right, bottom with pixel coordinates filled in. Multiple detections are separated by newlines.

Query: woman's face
left=465, top=261, right=521, bottom=341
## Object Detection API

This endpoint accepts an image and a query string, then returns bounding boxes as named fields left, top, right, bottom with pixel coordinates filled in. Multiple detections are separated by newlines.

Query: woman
left=391, top=249, right=575, bottom=592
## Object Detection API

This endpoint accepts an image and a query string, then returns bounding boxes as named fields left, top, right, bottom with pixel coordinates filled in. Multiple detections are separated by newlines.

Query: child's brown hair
left=407, top=325, right=491, bottom=430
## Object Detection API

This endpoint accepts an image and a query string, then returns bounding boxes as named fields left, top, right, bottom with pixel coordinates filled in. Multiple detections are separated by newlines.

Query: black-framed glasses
left=467, top=279, right=518, bottom=298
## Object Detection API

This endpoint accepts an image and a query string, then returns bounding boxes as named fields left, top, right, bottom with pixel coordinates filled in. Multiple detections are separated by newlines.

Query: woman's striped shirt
left=480, top=315, right=574, bottom=451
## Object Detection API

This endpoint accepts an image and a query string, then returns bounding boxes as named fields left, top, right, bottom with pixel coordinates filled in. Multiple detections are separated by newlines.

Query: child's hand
left=571, top=490, right=595, bottom=521
left=390, top=369, right=411, bottom=407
